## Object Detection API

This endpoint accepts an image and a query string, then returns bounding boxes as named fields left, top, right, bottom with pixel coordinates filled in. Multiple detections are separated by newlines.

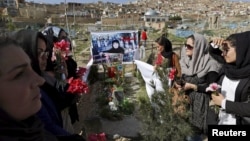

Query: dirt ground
left=72, top=81, right=102, bottom=135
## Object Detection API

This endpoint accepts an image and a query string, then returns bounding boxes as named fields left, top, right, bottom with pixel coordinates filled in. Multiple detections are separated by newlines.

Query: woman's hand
left=153, top=64, right=157, bottom=71
left=174, top=82, right=182, bottom=91
left=183, top=82, right=197, bottom=91
left=211, top=38, right=225, bottom=48
left=211, top=93, right=225, bottom=106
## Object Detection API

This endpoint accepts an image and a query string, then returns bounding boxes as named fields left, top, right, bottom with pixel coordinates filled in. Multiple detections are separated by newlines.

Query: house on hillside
left=143, top=9, right=169, bottom=30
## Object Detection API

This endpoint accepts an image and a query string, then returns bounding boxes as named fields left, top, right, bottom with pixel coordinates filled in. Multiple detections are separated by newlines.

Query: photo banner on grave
left=90, top=30, right=139, bottom=64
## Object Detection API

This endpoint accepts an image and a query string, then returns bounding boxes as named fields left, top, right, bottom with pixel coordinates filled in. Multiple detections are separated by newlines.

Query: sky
left=26, top=0, right=250, bottom=4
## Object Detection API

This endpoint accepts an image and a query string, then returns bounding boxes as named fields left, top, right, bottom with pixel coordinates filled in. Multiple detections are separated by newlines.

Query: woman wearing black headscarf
left=209, top=31, right=250, bottom=125
left=105, top=39, right=125, bottom=54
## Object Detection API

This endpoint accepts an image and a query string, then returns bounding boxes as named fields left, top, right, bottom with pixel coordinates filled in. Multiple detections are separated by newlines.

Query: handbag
left=169, top=87, right=190, bottom=116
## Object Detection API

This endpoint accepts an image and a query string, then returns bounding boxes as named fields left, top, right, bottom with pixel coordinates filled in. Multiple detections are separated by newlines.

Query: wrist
left=193, top=84, right=197, bottom=91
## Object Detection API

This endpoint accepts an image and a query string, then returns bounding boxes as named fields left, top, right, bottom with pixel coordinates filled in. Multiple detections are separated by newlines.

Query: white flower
left=109, top=101, right=118, bottom=111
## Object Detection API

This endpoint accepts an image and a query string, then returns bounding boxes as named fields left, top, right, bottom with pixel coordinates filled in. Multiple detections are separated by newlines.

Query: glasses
left=184, top=44, right=193, bottom=50
left=38, top=51, right=49, bottom=58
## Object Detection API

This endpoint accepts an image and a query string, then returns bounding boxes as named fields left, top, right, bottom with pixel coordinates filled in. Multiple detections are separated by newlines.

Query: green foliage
left=96, top=85, right=125, bottom=120
left=168, top=33, right=186, bottom=43
left=137, top=62, right=193, bottom=141
left=119, top=98, right=135, bottom=115
left=96, top=90, right=109, bottom=107
left=199, top=30, right=214, bottom=36
left=169, top=16, right=182, bottom=21
left=97, top=65, right=135, bottom=120
left=6, top=21, right=16, bottom=31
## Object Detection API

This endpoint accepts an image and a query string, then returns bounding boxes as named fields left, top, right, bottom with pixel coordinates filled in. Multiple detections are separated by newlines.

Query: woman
left=0, top=37, right=58, bottom=141
left=42, top=26, right=80, bottom=133
left=106, top=39, right=125, bottom=54
left=209, top=31, right=250, bottom=125
left=43, top=26, right=78, bottom=79
left=177, top=33, right=221, bottom=138
left=11, top=29, right=85, bottom=141
left=154, top=36, right=181, bottom=80
left=11, top=29, right=70, bottom=135
left=144, top=36, right=181, bottom=100
left=141, top=28, right=147, bottom=47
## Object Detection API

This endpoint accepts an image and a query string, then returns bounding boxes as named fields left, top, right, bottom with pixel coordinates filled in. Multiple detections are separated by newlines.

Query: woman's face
left=155, top=42, right=164, bottom=53
left=185, top=38, right=194, bottom=57
left=113, top=42, right=119, bottom=49
left=221, top=41, right=236, bottom=63
left=0, top=46, right=45, bottom=121
left=37, top=38, right=48, bottom=71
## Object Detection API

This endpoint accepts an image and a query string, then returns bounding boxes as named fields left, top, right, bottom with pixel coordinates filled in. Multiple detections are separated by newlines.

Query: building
left=143, top=9, right=169, bottom=30
left=0, top=0, right=16, bottom=7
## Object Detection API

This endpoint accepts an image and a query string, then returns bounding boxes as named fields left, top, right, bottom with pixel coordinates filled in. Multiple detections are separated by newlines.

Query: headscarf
left=180, top=33, right=221, bottom=78
left=106, top=39, right=125, bottom=54
left=10, top=29, right=47, bottom=76
left=42, top=26, right=77, bottom=78
left=223, top=31, right=250, bottom=79
left=42, top=26, right=64, bottom=41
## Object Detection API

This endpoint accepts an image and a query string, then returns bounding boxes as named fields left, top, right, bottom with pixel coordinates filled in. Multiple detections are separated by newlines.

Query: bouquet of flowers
left=67, top=77, right=89, bottom=95
left=52, top=39, right=70, bottom=90
left=168, top=68, right=176, bottom=81
left=168, top=68, right=176, bottom=87
left=206, top=83, right=221, bottom=114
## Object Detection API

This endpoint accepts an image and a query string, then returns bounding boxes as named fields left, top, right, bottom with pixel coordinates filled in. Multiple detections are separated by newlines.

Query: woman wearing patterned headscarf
left=177, top=33, right=222, bottom=139
left=209, top=31, right=250, bottom=126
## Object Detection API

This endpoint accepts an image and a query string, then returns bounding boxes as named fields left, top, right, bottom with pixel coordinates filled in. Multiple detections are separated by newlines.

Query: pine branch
left=137, top=59, right=193, bottom=141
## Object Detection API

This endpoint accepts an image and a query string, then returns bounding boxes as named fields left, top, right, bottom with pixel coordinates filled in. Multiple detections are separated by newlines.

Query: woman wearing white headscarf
left=176, top=33, right=222, bottom=139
